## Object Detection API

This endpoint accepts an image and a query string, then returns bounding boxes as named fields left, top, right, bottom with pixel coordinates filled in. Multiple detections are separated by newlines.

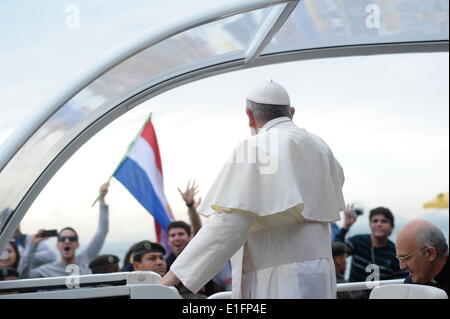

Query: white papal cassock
left=170, top=116, right=345, bottom=298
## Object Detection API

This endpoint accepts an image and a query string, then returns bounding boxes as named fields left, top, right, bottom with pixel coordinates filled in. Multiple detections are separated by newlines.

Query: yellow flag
left=423, top=192, right=449, bottom=209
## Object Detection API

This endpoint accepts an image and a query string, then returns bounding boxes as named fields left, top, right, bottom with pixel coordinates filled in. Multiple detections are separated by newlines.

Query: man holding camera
left=19, top=183, right=110, bottom=278
left=13, top=224, right=57, bottom=270
left=334, top=204, right=408, bottom=292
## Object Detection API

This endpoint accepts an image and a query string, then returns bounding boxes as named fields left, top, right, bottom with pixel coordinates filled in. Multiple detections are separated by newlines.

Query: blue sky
left=0, top=1, right=448, bottom=259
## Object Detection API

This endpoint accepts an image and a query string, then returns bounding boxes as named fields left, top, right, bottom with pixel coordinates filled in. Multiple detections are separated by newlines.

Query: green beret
left=0, top=267, right=19, bottom=279
left=132, top=240, right=166, bottom=258
left=332, top=242, right=347, bottom=258
left=89, top=254, right=120, bottom=268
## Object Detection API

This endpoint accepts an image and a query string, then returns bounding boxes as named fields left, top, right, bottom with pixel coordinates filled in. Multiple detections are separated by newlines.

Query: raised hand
left=99, top=182, right=110, bottom=205
left=99, top=182, right=109, bottom=199
left=177, top=179, right=199, bottom=207
left=343, top=203, right=358, bottom=229
left=31, top=229, right=48, bottom=244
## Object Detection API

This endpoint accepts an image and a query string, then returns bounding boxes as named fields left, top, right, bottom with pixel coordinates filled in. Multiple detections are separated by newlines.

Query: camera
left=39, top=229, right=58, bottom=238
left=352, top=208, right=364, bottom=216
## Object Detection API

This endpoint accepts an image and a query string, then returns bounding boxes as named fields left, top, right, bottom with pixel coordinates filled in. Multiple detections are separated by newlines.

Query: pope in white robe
left=160, top=80, right=345, bottom=298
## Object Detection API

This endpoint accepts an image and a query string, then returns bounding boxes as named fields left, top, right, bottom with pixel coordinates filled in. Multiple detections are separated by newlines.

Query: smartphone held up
left=39, top=230, right=58, bottom=238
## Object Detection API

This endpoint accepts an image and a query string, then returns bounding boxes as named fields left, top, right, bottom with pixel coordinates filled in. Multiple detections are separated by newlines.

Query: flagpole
left=91, top=112, right=153, bottom=207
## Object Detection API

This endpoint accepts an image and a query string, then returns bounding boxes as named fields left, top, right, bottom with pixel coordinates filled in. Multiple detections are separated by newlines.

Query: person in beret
left=132, top=240, right=167, bottom=277
left=89, top=254, right=120, bottom=274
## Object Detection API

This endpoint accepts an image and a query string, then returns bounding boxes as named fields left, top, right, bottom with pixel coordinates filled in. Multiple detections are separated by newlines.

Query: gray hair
left=246, top=99, right=291, bottom=122
left=417, top=224, right=449, bottom=257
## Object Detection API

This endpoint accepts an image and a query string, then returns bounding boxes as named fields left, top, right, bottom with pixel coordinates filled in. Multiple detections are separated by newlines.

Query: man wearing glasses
left=396, top=219, right=449, bottom=296
left=19, top=183, right=110, bottom=278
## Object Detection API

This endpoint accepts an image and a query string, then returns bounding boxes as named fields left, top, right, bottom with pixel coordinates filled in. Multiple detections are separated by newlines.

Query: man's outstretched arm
left=334, top=203, right=357, bottom=255
left=81, top=182, right=110, bottom=263
left=160, top=210, right=255, bottom=293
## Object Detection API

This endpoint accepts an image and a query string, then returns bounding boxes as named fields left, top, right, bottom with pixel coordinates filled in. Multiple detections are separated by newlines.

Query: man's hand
left=99, top=182, right=110, bottom=205
left=343, top=203, right=358, bottom=229
left=178, top=180, right=203, bottom=235
left=178, top=180, right=200, bottom=208
left=160, top=270, right=181, bottom=287
left=30, top=229, right=48, bottom=244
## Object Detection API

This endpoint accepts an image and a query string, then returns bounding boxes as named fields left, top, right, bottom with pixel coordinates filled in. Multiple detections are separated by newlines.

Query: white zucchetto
left=246, top=79, right=290, bottom=106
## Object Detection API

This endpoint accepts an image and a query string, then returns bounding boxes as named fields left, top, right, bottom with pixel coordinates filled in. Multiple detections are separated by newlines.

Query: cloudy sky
left=1, top=1, right=448, bottom=258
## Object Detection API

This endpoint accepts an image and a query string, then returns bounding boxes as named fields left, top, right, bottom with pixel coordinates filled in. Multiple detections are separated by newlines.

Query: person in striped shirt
left=334, top=204, right=408, bottom=297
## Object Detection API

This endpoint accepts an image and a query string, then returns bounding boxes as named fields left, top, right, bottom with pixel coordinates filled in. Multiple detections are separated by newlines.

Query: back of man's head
left=369, top=207, right=394, bottom=228
left=246, top=80, right=292, bottom=123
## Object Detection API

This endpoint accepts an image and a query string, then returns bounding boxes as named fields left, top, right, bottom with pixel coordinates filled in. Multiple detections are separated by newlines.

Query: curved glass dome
left=0, top=0, right=448, bottom=248
left=264, top=0, right=449, bottom=54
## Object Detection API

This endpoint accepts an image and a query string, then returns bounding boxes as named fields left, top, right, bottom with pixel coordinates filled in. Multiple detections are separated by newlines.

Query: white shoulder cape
left=197, top=120, right=344, bottom=230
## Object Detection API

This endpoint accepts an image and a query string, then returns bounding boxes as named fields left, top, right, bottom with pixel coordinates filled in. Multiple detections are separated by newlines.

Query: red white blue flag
left=114, top=114, right=174, bottom=254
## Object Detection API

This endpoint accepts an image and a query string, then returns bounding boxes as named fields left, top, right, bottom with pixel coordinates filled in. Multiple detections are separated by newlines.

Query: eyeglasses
left=58, top=236, right=78, bottom=242
left=396, top=246, right=426, bottom=263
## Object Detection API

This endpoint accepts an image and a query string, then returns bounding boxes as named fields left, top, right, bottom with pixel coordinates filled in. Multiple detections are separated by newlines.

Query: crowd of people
left=330, top=205, right=448, bottom=298
left=0, top=80, right=448, bottom=299
left=2, top=183, right=447, bottom=299
left=0, top=181, right=231, bottom=299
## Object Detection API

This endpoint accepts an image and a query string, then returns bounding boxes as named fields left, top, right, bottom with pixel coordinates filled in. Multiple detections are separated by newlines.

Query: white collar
left=261, top=116, right=292, bottom=132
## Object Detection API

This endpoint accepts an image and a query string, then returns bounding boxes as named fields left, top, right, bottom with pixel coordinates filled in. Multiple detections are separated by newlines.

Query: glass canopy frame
left=0, top=0, right=448, bottom=250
